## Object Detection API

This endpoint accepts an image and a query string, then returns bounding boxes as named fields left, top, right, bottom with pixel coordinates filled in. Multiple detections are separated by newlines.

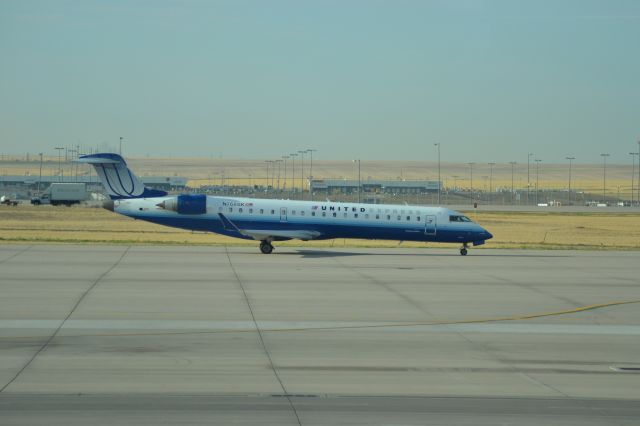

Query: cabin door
left=424, top=215, right=436, bottom=236
left=280, top=207, right=288, bottom=222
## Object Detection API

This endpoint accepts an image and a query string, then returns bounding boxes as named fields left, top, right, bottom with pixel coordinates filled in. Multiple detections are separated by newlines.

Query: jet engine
left=157, top=194, right=207, bottom=215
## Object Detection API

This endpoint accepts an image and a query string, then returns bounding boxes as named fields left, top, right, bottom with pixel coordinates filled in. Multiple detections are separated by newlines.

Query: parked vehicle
left=31, top=183, right=87, bottom=206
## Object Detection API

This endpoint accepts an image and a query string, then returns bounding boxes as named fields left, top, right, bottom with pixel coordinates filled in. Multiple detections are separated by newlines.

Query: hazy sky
left=1, top=0, right=639, bottom=163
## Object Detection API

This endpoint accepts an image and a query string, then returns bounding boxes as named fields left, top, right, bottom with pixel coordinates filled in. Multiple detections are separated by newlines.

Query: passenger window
left=239, top=208, right=243, bottom=213
left=397, top=215, right=401, bottom=221
left=406, top=216, right=410, bottom=221
left=229, top=207, right=233, bottom=213
left=322, top=211, right=326, bottom=217
left=311, top=211, right=316, bottom=216
left=417, top=216, right=421, bottom=221
left=344, top=212, right=348, bottom=218
left=301, top=211, right=305, bottom=216
left=249, top=208, right=253, bottom=214
left=271, top=210, right=275, bottom=215
left=354, top=213, right=358, bottom=218
left=375, top=214, right=380, bottom=220
left=386, top=215, right=391, bottom=220
left=260, top=209, right=264, bottom=214
left=332, top=212, right=337, bottom=217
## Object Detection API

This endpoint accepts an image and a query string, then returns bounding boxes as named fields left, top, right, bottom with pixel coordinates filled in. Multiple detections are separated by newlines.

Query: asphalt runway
left=1, top=244, right=639, bottom=425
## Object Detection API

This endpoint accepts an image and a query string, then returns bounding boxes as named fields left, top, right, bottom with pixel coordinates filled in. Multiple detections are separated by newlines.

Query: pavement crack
left=0, top=245, right=32, bottom=265
left=0, top=245, right=131, bottom=394
left=223, top=246, right=303, bottom=426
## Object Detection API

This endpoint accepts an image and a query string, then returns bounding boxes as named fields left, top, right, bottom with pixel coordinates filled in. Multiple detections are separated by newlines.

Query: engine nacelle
left=157, top=194, right=207, bottom=215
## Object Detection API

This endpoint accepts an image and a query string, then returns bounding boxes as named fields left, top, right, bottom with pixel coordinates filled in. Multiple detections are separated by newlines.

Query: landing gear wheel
left=460, top=248, right=468, bottom=256
left=259, top=241, right=274, bottom=254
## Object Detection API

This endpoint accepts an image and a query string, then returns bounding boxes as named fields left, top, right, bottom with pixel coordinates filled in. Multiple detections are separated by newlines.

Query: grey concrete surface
left=0, top=244, right=639, bottom=425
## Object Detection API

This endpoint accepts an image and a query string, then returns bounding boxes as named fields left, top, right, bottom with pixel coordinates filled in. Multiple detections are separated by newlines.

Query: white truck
left=31, top=183, right=88, bottom=206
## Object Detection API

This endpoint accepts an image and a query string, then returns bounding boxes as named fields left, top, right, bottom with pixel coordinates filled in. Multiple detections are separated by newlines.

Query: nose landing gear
left=260, top=241, right=274, bottom=254
left=460, top=243, right=469, bottom=256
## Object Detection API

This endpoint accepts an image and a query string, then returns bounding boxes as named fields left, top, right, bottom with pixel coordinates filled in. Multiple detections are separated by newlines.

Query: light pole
left=307, top=149, right=317, bottom=200
left=69, top=149, right=77, bottom=182
left=451, top=175, right=458, bottom=191
left=298, top=150, right=306, bottom=200
left=468, top=162, right=475, bottom=204
left=282, top=156, right=289, bottom=193
left=601, top=153, right=610, bottom=203
left=527, top=153, right=533, bottom=205
left=566, top=156, right=575, bottom=205
left=55, top=147, right=64, bottom=182
left=38, top=153, right=43, bottom=195
left=630, top=152, right=638, bottom=206
left=534, top=159, right=542, bottom=205
left=119, top=137, right=123, bottom=155
left=275, top=160, right=282, bottom=192
left=289, top=153, right=297, bottom=198
left=488, top=162, right=495, bottom=202
left=637, top=139, right=640, bottom=205
left=353, top=159, right=361, bottom=203
left=509, top=161, right=517, bottom=205
left=434, top=143, right=441, bottom=204
left=264, top=160, right=272, bottom=194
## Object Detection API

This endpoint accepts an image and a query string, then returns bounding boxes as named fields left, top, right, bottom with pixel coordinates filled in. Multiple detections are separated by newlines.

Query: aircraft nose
left=483, top=229, right=493, bottom=240
left=103, top=200, right=114, bottom=212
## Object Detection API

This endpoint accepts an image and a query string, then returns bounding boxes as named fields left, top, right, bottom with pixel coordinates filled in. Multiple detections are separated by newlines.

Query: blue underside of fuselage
left=130, top=214, right=484, bottom=244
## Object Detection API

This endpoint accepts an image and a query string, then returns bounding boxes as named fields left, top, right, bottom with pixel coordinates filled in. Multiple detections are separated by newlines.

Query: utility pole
left=566, top=156, right=575, bottom=205
left=353, top=159, right=361, bottom=203
left=509, top=161, right=517, bottom=205
left=307, top=149, right=317, bottom=200
left=535, top=159, right=542, bottom=205
left=630, top=152, right=638, bottom=206
left=434, top=143, right=441, bottom=204
left=601, top=153, right=610, bottom=203
left=55, top=147, right=64, bottom=182
left=468, top=162, right=475, bottom=204
left=488, top=162, right=495, bottom=202
left=119, top=137, right=123, bottom=155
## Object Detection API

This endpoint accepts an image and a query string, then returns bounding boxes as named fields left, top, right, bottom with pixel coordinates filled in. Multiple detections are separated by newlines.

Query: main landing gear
left=460, top=243, right=469, bottom=256
left=260, top=241, right=274, bottom=254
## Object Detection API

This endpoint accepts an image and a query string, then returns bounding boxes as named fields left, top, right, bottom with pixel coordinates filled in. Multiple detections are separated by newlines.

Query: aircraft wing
left=218, top=213, right=322, bottom=241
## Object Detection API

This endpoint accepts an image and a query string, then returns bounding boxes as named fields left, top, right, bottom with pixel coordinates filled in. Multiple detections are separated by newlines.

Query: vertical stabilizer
left=77, top=153, right=168, bottom=199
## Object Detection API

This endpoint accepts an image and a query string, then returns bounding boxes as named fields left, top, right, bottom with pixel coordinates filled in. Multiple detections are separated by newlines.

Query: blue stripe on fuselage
left=127, top=213, right=485, bottom=243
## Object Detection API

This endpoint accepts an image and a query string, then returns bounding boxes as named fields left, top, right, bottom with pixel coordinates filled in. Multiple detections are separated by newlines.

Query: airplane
left=78, top=153, right=492, bottom=255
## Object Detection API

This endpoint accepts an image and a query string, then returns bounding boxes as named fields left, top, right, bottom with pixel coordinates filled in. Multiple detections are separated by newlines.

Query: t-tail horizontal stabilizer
left=77, top=153, right=168, bottom=200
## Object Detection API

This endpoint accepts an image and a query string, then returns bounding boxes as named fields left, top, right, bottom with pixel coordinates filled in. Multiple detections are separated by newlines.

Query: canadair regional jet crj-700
left=79, top=153, right=492, bottom=255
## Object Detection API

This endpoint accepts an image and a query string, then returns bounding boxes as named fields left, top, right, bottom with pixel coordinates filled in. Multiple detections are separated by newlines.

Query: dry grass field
left=1, top=205, right=638, bottom=250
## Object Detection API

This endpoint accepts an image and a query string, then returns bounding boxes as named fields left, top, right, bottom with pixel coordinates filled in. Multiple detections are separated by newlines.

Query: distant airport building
left=0, top=175, right=187, bottom=194
left=310, top=179, right=441, bottom=195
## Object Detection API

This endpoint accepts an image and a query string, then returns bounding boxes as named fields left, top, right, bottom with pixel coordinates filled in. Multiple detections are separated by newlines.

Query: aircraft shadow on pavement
left=288, top=250, right=572, bottom=258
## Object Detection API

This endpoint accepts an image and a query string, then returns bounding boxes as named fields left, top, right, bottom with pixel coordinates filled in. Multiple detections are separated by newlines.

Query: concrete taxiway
left=0, top=244, right=639, bottom=425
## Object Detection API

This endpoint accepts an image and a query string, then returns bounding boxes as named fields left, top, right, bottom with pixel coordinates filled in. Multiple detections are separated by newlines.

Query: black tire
left=460, top=248, right=468, bottom=256
left=260, top=242, right=274, bottom=254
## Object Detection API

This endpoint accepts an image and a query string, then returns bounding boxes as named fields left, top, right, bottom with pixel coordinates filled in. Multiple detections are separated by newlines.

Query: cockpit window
left=449, top=215, right=472, bottom=222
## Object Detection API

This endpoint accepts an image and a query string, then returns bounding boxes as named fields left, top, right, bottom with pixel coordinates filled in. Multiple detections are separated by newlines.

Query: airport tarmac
left=0, top=244, right=639, bottom=425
